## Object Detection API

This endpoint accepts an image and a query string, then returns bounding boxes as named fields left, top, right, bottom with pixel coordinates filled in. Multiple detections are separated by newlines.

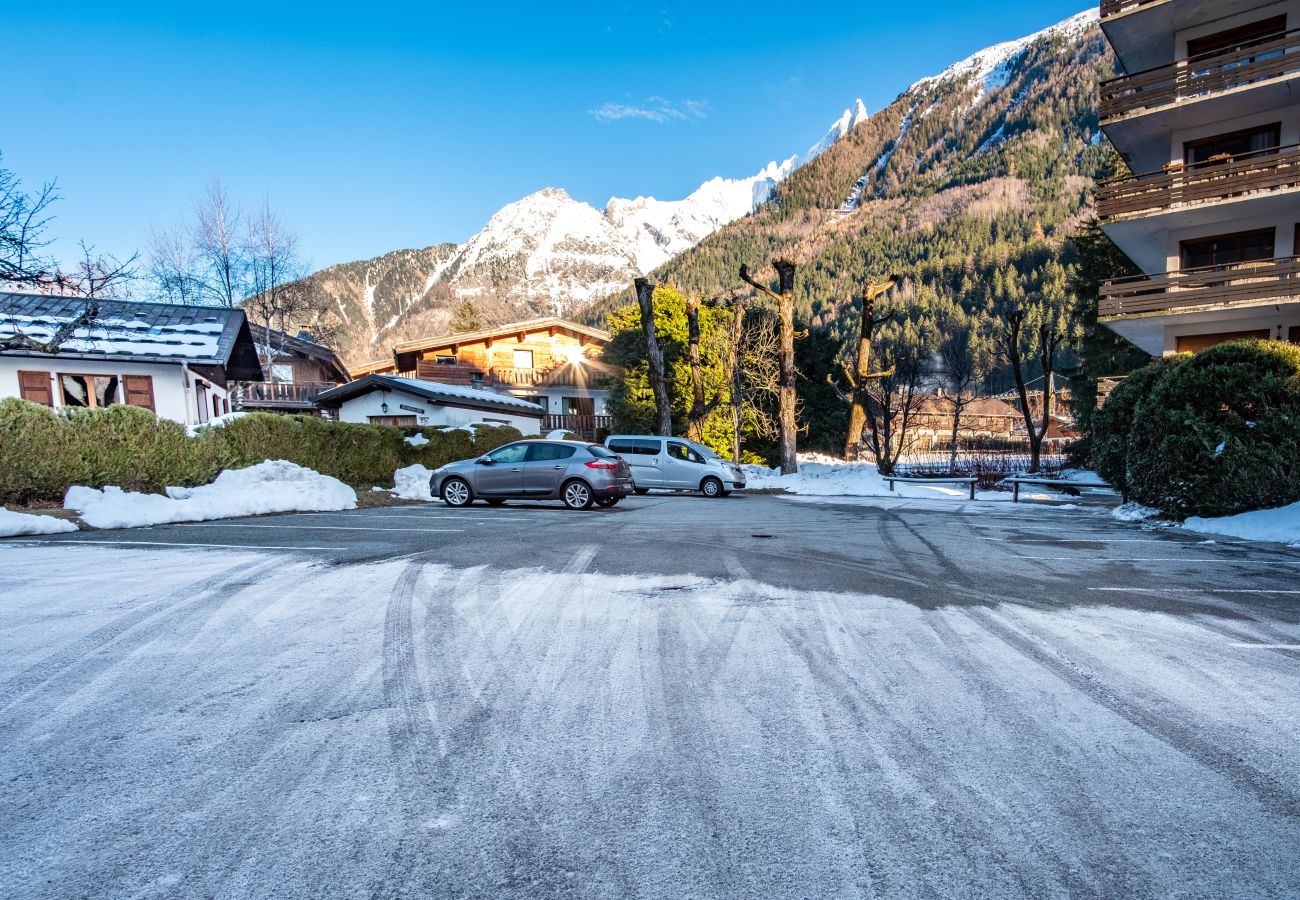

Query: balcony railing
left=413, top=361, right=602, bottom=388
left=1100, top=256, right=1300, bottom=317
left=1099, top=0, right=1166, bottom=19
left=232, top=381, right=338, bottom=408
left=1098, top=144, right=1300, bottom=220
left=542, top=414, right=613, bottom=441
left=1100, top=29, right=1300, bottom=121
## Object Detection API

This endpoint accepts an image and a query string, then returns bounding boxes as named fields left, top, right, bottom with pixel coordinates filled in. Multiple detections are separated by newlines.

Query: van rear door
left=609, top=438, right=665, bottom=488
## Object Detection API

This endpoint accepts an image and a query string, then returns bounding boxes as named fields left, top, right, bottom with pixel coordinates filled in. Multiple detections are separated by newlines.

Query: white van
left=605, top=435, right=746, bottom=498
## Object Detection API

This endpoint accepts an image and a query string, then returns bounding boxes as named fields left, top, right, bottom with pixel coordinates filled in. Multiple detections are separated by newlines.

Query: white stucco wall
left=0, top=357, right=222, bottom=426
left=506, top=387, right=612, bottom=415
left=334, top=387, right=543, bottom=434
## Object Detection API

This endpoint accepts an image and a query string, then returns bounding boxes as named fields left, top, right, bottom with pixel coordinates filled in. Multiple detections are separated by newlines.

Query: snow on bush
left=392, top=464, right=436, bottom=501
left=404, top=433, right=430, bottom=447
left=0, top=508, right=78, bottom=537
left=185, top=411, right=247, bottom=437
left=1183, top=501, right=1300, bottom=547
left=64, top=460, right=357, bottom=529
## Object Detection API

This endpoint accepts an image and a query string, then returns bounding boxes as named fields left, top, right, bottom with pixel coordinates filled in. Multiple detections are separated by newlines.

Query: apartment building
left=1097, top=0, right=1300, bottom=354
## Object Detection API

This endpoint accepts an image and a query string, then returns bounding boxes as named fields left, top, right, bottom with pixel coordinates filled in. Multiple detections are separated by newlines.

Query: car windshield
left=689, top=442, right=721, bottom=460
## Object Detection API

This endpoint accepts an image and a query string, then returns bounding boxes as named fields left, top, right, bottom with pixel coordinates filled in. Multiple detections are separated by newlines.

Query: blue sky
left=8, top=1, right=1090, bottom=273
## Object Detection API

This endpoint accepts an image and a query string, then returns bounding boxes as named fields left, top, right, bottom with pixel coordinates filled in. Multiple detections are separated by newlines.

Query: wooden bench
left=1004, top=476, right=1115, bottom=503
left=884, top=475, right=980, bottom=501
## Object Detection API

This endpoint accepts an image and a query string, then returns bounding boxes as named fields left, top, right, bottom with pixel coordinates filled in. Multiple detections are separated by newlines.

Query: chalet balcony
left=1100, top=29, right=1300, bottom=123
left=412, top=360, right=609, bottom=389
left=1099, top=255, right=1300, bottom=318
left=232, top=381, right=338, bottom=410
left=1099, top=0, right=1167, bottom=19
left=1098, top=145, right=1300, bottom=220
left=542, top=414, right=613, bottom=441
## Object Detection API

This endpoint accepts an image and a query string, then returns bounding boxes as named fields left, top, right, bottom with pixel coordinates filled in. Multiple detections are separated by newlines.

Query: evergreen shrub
left=1125, top=340, right=1300, bottom=519
left=1090, top=356, right=1183, bottom=499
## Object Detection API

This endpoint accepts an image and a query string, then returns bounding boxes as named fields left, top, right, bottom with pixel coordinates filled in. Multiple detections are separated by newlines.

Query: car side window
left=608, top=440, right=636, bottom=455
left=634, top=439, right=661, bottom=455
left=527, top=443, right=577, bottom=462
left=487, top=443, right=528, bottom=464
left=668, top=442, right=699, bottom=463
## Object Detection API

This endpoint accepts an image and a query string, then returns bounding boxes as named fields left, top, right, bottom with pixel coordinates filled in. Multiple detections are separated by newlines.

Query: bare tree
left=839, top=276, right=900, bottom=459
left=147, top=221, right=202, bottom=304
left=634, top=277, right=673, bottom=436
left=245, top=202, right=309, bottom=373
left=996, top=265, right=1074, bottom=473
left=936, top=297, right=994, bottom=469
left=734, top=309, right=781, bottom=457
left=739, top=259, right=799, bottom=475
left=1, top=157, right=61, bottom=288
left=192, top=179, right=247, bottom=308
left=862, top=320, right=934, bottom=476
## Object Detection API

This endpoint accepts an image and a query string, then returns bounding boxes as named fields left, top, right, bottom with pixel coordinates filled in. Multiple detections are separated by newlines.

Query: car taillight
left=585, top=459, right=618, bottom=470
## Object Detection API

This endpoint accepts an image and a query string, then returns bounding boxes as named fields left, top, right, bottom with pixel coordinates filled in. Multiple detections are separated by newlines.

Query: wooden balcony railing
left=1098, top=145, right=1300, bottom=220
left=1100, top=0, right=1166, bottom=19
left=542, top=414, right=613, bottom=440
left=232, top=381, right=337, bottom=408
left=413, top=361, right=600, bottom=388
left=1100, top=256, right=1300, bottom=318
left=1100, top=29, right=1300, bottom=120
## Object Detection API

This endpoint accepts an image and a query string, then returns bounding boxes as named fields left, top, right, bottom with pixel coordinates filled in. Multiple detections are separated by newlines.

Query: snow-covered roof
left=314, top=374, right=546, bottom=417
left=0, top=291, right=263, bottom=379
left=391, top=317, right=612, bottom=356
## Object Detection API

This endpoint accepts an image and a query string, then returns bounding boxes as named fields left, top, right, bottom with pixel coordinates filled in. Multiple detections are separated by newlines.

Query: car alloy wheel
left=441, top=477, right=472, bottom=507
left=701, top=476, right=724, bottom=498
left=562, top=480, right=594, bottom=510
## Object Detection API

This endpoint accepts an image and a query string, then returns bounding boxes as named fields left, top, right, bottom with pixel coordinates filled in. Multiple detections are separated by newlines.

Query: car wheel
left=596, top=496, right=620, bottom=508
left=562, top=479, right=594, bottom=510
left=701, top=476, right=724, bottom=498
left=485, top=498, right=507, bottom=506
left=634, top=487, right=650, bottom=495
left=441, top=477, right=473, bottom=508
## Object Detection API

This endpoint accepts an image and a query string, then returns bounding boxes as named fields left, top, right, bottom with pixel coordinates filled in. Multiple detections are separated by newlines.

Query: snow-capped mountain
left=296, top=10, right=1101, bottom=366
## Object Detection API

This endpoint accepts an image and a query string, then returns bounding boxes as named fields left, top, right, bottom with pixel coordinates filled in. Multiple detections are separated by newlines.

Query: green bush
left=1090, top=356, right=1184, bottom=498
left=0, top=398, right=76, bottom=504
left=0, top=399, right=531, bottom=504
left=1126, top=340, right=1300, bottom=519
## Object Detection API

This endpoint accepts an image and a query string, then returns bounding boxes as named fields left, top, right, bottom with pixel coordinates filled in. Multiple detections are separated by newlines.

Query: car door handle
left=551, top=465, right=564, bottom=469
left=510, top=467, right=523, bottom=471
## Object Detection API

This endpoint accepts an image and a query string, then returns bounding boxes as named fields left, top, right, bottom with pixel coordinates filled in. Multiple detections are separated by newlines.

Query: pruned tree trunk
left=948, top=396, right=965, bottom=471
left=843, top=277, right=899, bottom=460
left=740, top=260, right=799, bottom=474
left=685, top=295, right=707, bottom=442
left=729, top=299, right=745, bottom=465
left=634, top=277, right=673, bottom=436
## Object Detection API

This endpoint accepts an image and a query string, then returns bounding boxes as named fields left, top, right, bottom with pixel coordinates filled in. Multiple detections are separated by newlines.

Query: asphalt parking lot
left=2, top=492, right=1299, bottom=898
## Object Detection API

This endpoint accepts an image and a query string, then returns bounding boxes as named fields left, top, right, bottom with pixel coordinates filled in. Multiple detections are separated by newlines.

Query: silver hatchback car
left=430, top=440, right=635, bottom=510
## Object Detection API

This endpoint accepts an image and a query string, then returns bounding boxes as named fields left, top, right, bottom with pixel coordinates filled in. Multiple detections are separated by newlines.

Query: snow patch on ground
left=1112, top=503, right=1163, bottom=523
left=742, top=455, right=1007, bottom=501
left=392, top=465, right=436, bottom=502
left=64, top=461, right=357, bottom=529
left=0, top=508, right=78, bottom=537
left=1183, top=501, right=1300, bottom=548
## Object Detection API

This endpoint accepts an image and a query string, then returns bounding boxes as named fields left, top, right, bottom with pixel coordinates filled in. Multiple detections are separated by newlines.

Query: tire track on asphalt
left=959, top=605, right=1300, bottom=820
left=0, top=557, right=281, bottom=716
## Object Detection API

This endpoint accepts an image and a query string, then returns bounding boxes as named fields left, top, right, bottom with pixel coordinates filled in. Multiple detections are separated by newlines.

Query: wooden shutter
left=122, top=374, right=156, bottom=412
left=17, top=371, right=54, bottom=407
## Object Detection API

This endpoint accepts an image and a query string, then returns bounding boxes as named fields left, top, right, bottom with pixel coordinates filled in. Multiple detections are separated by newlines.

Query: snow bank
left=392, top=465, right=436, bottom=502
left=1112, top=503, right=1163, bottom=523
left=742, top=454, right=1003, bottom=501
left=1183, top=501, right=1300, bottom=547
left=185, top=411, right=246, bottom=437
left=64, top=460, right=357, bottom=529
left=0, top=508, right=78, bottom=537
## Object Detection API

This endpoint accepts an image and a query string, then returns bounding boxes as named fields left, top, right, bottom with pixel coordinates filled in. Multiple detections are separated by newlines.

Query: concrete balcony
left=1100, top=29, right=1300, bottom=173
left=1100, top=0, right=1276, bottom=73
left=1098, top=145, right=1300, bottom=271
left=1100, top=256, right=1300, bottom=352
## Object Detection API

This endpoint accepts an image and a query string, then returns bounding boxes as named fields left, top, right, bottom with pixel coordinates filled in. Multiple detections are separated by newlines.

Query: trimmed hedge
left=1090, top=356, right=1184, bottom=499
left=0, top=399, right=524, bottom=505
left=1117, top=340, right=1300, bottom=519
